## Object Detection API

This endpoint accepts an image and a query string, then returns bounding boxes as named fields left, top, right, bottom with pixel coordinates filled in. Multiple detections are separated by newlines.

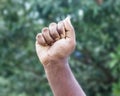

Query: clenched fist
left=36, top=17, right=76, bottom=66
left=35, top=17, right=86, bottom=96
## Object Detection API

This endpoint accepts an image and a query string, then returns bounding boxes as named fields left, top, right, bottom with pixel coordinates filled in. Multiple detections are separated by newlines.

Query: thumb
left=63, top=17, right=75, bottom=39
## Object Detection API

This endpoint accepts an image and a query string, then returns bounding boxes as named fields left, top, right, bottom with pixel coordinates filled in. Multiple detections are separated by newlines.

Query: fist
left=36, top=17, right=76, bottom=66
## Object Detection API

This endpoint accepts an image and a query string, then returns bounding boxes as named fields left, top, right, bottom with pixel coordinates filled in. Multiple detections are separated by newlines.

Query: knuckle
left=49, top=22, right=57, bottom=27
left=42, top=27, right=49, bottom=33
left=57, top=22, right=63, bottom=31
left=36, top=33, right=41, bottom=40
left=48, top=22, right=61, bottom=40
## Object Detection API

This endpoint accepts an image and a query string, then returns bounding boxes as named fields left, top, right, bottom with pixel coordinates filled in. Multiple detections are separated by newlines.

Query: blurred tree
left=0, top=0, right=120, bottom=96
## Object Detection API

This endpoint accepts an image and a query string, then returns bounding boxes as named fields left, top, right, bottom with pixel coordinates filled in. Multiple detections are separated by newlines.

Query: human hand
left=36, top=17, right=76, bottom=66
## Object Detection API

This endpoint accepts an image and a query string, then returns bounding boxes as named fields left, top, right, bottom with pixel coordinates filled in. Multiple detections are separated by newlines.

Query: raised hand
left=36, top=17, right=76, bottom=66
left=35, top=17, right=86, bottom=96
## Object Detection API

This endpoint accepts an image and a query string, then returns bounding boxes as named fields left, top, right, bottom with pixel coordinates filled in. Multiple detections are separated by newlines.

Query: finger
left=42, top=27, right=54, bottom=45
left=49, top=22, right=60, bottom=41
left=36, top=33, right=47, bottom=46
left=57, top=21, right=65, bottom=38
left=63, top=17, right=75, bottom=39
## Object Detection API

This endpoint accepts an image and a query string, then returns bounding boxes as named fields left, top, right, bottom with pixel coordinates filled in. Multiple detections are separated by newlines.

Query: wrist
left=43, top=58, right=69, bottom=72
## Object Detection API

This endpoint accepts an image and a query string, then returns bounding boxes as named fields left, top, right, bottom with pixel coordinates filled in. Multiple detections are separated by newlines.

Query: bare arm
left=44, top=60, right=85, bottom=96
left=36, top=17, right=86, bottom=96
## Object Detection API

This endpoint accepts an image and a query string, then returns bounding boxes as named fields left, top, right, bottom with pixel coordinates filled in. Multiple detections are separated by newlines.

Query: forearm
left=44, top=59, right=86, bottom=96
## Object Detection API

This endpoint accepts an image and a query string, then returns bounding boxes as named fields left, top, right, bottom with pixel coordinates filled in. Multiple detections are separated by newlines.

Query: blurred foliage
left=0, top=0, right=120, bottom=96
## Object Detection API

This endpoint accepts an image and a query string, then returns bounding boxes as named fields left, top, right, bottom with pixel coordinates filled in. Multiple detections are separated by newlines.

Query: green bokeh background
left=0, top=0, right=120, bottom=96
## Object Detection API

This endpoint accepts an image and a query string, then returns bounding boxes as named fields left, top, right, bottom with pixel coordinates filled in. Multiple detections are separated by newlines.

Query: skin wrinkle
left=43, top=28, right=54, bottom=45
left=57, top=21, right=65, bottom=39
left=49, top=23, right=60, bottom=40
left=37, top=34, right=46, bottom=46
left=42, top=27, right=50, bottom=45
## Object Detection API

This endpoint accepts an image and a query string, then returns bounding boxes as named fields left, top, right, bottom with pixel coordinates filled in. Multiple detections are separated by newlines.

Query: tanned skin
left=36, top=17, right=86, bottom=96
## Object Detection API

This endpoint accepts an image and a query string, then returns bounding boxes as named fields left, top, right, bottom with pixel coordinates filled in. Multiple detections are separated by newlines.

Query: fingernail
left=65, top=16, right=71, bottom=24
left=44, top=43, right=48, bottom=46
left=50, top=42, right=54, bottom=46
left=55, top=38, right=59, bottom=41
left=67, top=16, right=71, bottom=20
left=61, top=34, right=65, bottom=38
left=67, top=15, right=71, bottom=20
